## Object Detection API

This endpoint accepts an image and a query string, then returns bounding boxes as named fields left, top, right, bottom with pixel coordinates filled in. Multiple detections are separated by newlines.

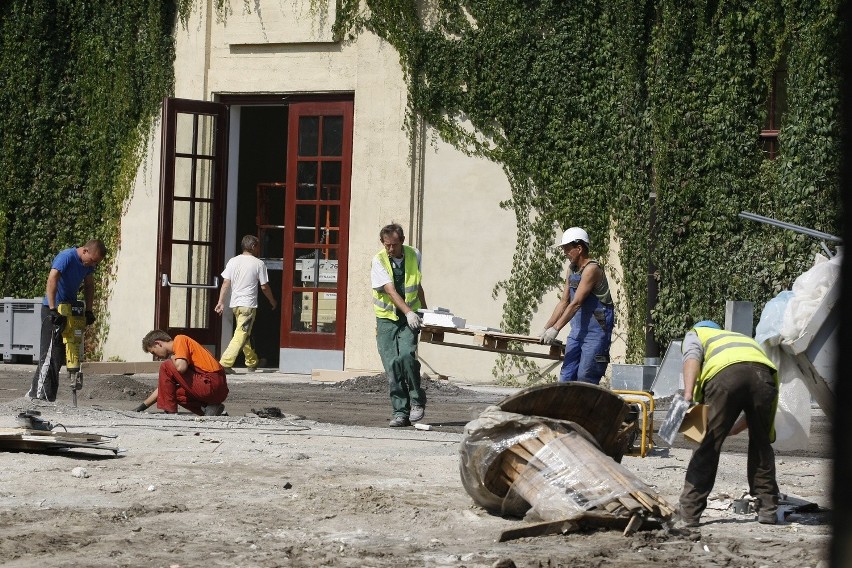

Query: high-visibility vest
left=690, top=327, right=779, bottom=440
left=372, top=245, right=421, bottom=321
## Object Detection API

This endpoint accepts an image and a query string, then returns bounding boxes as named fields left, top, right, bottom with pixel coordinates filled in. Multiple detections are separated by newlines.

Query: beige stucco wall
left=100, top=0, right=627, bottom=383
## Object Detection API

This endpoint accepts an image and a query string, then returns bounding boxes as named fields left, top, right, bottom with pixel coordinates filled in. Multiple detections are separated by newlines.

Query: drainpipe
left=409, top=112, right=427, bottom=249
left=645, top=191, right=660, bottom=365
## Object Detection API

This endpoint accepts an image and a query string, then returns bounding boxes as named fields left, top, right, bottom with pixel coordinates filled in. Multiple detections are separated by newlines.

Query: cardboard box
left=679, top=404, right=708, bottom=443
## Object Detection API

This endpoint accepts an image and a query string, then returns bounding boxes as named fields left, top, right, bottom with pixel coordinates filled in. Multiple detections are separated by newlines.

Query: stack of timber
left=0, top=428, right=120, bottom=454
left=460, top=384, right=673, bottom=538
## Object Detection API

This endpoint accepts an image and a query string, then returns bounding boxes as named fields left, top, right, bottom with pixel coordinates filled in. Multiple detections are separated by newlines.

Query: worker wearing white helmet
left=538, top=227, right=615, bottom=384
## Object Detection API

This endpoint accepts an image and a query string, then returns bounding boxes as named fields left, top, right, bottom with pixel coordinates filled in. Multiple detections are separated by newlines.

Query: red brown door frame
left=281, top=101, right=353, bottom=351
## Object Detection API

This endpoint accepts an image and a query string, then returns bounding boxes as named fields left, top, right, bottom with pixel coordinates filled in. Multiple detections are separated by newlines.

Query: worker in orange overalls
left=137, top=330, right=229, bottom=416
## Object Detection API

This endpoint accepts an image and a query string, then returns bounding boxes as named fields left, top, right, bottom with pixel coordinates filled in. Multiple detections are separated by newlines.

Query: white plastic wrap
left=755, top=291, right=793, bottom=346
left=780, top=252, right=842, bottom=341
left=507, top=430, right=651, bottom=522
left=755, top=287, right=812, bottom=450
left=459, top=407, right=662, bottom=521
left=458, top=407, right=574, bottom=514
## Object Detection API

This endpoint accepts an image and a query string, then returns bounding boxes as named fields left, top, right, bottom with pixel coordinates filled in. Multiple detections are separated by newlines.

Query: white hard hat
left=556, top=227, right=590, bottom=248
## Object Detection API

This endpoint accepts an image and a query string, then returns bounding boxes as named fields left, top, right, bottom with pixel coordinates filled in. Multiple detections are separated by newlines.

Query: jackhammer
left=57, top=300, right=87, bottom=407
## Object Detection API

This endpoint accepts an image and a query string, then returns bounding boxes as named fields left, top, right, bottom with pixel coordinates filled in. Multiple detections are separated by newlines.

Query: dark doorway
left=229, top=106, right=288, bottom=367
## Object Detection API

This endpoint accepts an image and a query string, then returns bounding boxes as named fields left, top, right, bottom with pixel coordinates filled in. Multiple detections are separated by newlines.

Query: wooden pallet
left=420, top=325, right=564, bottom=360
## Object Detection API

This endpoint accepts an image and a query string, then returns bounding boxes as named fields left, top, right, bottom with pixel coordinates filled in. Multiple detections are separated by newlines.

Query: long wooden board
left=498, top=511, right=662, bottom=542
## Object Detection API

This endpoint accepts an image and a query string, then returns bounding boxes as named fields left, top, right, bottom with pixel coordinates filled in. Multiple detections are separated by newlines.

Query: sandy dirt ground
left=0, top=364, right=831, bottom=567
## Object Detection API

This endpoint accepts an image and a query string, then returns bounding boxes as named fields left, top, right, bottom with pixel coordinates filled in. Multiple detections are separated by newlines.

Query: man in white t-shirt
left=215, top=235, right=278, bottom=373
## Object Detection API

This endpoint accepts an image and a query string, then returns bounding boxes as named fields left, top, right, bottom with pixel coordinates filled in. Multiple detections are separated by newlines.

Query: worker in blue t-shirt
left=28, top=239, right=107, bottom=401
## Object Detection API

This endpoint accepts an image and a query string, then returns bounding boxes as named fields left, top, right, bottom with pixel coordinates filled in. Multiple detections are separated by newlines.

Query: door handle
left=161, top=274, right=220, bottom=289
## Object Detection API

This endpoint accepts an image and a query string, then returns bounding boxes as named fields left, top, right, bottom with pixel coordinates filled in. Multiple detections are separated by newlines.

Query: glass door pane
left=156, top=98, right=228, bottom=349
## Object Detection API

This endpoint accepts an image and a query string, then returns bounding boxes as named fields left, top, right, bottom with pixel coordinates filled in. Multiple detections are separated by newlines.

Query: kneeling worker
left=137, top=330, right=229, bottom=416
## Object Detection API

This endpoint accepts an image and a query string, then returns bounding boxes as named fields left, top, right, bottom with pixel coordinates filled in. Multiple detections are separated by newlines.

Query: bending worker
left=538, top=227, right=615, bottom=384
left=676, top=320, right=780, bottom=527
left=139, top=330, right=229, bottom=416
left=371, top=223, right=427, bottom=427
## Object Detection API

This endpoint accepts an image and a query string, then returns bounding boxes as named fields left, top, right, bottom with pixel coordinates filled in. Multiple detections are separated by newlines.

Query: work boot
left=758, top=511, right=778, bottom=525
left=672, top=517, right=700, bottom=529
left=671, top=507, right=700, bottom=529
left=410, top=405, right=425, bottom=422
left=388, top=416, right=411, bottom=427
left=222, top=367, right=236, bottom=375
left=756, top=494, right=780, bottom=524
left=203, top=404, right=226, bottom=416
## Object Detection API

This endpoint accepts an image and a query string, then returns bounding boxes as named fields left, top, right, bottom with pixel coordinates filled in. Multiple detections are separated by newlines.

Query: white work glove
left=539, top=327, right=559, bottom=344
left=405, top=311, right=422, bottom=331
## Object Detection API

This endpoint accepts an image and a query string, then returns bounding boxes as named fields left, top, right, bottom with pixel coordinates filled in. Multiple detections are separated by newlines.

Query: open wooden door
left=154, top=97, right=229, bottom=350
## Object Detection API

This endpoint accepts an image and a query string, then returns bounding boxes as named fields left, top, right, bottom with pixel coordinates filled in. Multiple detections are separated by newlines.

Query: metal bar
left=739, top=211, right=842, bottom=242
left=161, top=274, right=220, bottom=289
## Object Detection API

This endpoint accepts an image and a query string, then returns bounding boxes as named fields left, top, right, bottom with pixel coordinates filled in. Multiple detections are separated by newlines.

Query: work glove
left=539, top=327, right=559, bottom=344
left=405, top=311, right=422, bottom=331
left=133, top=403, right=148, bottom=412
left=49, top=308, right=67, bottom=331
left=85, top=310, right=95, bottom=326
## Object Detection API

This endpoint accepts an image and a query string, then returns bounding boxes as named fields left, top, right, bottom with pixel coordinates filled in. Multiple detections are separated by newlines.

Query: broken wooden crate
left=459, top=384, right=673, bottom=535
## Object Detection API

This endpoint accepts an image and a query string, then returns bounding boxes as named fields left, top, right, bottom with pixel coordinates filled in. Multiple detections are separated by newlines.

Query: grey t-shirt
left=681, top=330, right=704, bottom=363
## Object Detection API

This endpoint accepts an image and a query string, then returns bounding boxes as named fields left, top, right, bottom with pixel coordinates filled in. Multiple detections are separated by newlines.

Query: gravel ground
left=0, top=364, right=832, bottom=567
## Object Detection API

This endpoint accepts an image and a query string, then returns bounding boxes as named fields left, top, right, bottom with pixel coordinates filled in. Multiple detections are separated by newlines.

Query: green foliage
left=333, top=0, right=841, bottom=383
left=0, top=0, right=177, bottom=357
left=0, top=0, right=839, bottom=379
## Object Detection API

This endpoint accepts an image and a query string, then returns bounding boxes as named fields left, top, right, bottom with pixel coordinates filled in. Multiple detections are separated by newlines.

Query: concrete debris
left=71, top=467, right=89, bottom=478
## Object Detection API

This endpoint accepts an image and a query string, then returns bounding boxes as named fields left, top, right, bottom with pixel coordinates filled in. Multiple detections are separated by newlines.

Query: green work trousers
left=220, top=306, right=259, bottom=368
left=376, top=317, right=425, bottom=417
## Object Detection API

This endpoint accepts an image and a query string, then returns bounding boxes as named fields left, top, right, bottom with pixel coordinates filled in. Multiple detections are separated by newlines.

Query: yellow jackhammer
left=57, top=301, right=87, bottom=406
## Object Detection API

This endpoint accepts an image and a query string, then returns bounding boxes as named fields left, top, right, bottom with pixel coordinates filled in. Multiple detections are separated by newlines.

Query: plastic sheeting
left=459, top=407, right=660, bottom=522
left=780, top=252, right=842, bottom=342
left=754, top=251, right=841, bottom=450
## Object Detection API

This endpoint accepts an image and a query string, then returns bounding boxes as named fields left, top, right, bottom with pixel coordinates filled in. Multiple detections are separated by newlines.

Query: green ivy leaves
left=334, top=0, right=839, bottom=382
left=0, top=0, right=839, bottom=381
left=0, top=0, right=177, bottom=358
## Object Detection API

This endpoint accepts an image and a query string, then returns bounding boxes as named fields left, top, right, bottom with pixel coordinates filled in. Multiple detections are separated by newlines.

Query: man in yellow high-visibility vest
left=677, top=320, right=780, bottom=528
left=371, top=223, right=427, bottom=427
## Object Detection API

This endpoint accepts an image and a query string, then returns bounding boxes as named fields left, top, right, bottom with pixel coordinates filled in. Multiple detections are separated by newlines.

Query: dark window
left=759, top=68, right=787, bottom=159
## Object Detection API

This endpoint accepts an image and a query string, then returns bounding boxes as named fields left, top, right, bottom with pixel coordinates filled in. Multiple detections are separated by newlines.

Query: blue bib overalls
left=559, top=265, right=615, bottom=384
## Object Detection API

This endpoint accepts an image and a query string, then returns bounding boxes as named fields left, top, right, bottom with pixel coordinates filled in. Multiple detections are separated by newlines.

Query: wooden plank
left=498, top=511, right=662, bottom=542
left=623, top=513, right=645, bottom=536
left=0, top=430, right=120, bottom=454
left=499, top=517, right=582, bottom=542
left=417, top=338, right=564, bottom=361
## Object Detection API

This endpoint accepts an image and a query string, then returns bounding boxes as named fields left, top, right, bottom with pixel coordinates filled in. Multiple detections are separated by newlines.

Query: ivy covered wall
left=0, top=0, right=841, bottom=374
left=0, top=0, right=179, bottom=355
left=334, top=0, right=841, bottom=376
